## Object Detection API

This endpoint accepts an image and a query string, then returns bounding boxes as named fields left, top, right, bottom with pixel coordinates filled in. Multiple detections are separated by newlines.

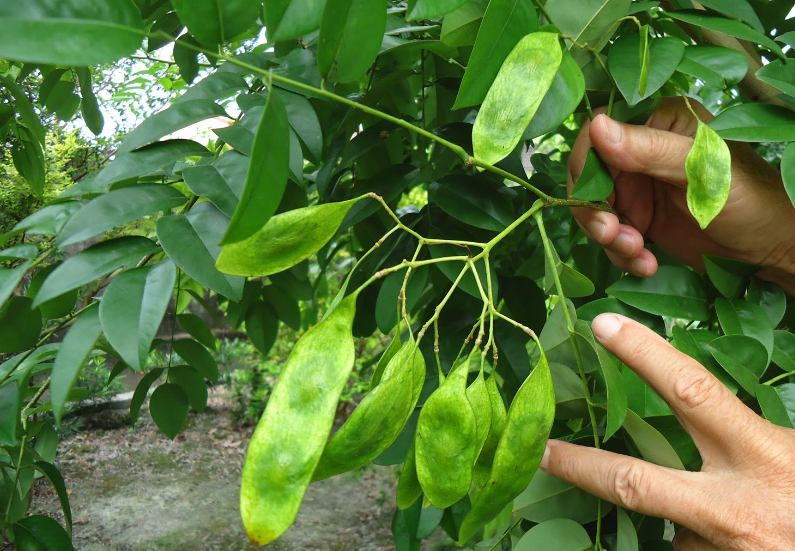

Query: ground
left=26, top=391, right=453, bottom=551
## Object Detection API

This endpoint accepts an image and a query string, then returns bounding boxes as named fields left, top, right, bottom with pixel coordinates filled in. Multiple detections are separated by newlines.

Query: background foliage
left=2, top=0, right=795, bottom=550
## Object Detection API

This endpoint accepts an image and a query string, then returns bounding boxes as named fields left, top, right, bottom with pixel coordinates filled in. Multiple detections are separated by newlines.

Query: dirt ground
left=27, top=391, right=454, bottom=551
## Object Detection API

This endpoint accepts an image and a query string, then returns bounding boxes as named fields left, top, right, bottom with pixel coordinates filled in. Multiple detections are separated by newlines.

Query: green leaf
left=753, top=59, right=795, bottom=99
left=262, top=286, right=302, bottom=332
left=182, top=150, right=247, bottom=218
left=157, top=203, right=245, bottom=301
left=171, top=339, right=219, bottom=382
left=702, top=254, right=758, bottom=299
left=375, top=267, right=428, bottom=334
left=32, top=461, right=72, bottom=536
left=577, top=297, right=665, bottom=334
left=429, top=175, right=515, bottom=231
left=544, top=243, right=595, bottom=299
left=277, top=88, right=324, bottom=164
left=616, top=507, right=639, bottom=551
left=714, top=298, right=774, bottom=364
left=217, top=199, right=362, bottom=277
left=176, top=314, right=216, bottom=351
left=0, top=1, right=143, bottom=66
left=0, top=75, right=46, bottom=145
left=570, top=148, right=614, bottom=201
left=664, top=10, right=783, bottom=59
left=76, top=68, right=104, bottom=136
left=222, top=91, right=290, bottom=244
left=546, top=0, right=631, bottom=58
left=473, top=32, right=563, bottom=165
left=57, top=184, right=187, bottom=247
left=32, top=236, right=160, bottom=307
left=148, top=12, right=184, bottom=52
left=12, top=514, right=75, bottom=551
left=454, top=0, right=538, bottom=108
left=92, top=139, right=211, bottom=190
left=756, top=384, right=794, bottom=428
left=523, top=49, right=585, bottom=141
left=709, top=103, right=795, bottom=142
left=270, top=0, right=326, bottom=41
left=119, top=100, right=229, bottom=154
left=606, top=266, right=709, bottom=320
left=318, top=0, right=386, bottom=83
left=0, top=244, right=38, bottom=261
left=677, top=45, right=748, bottom=88
left=747, top=279, right=786, bottom=328
left=598, top=346, right=626, bottom=441
left=685, top=120, right=732, bottom=229
left=245, top=301, right=280, bottom=356
left=696, top=0, right=764, bottom=33
left=513, top=518, right=592, bottom=551
left=11, top=202, right=81, bottom=237
left=0, top=380, right=20, bottom=446
left=12, top=132, right=45, bottom=195
left=174, top=34, right=201, bottom=85
left=0, top=296, right=42, bottom=354
left=130, top=368, right=163, bottom=425
left=622, top=409, right=685, bottom=469
left=782, top=142, right=795, bottom=211
left=774, top=383, right=795, bottom=427
left=638, top=25, right=650, bottom=97
left=440, top=0, right=485, bottom=47
left=608, top=35, right=684, bottom=107
left=50, top=303, right=102, bottom=425
left=149, top=383, right=189, bottom=439
left=171, top=0, right=259, bottom=47
left=409, top=0, right=468, bottom=21
left=707, top=335, right=768, bottom=395
left=169, top=365, right=208, bottom=413
left=514, top=470, right=605, bottom=524
left=0, top=262, right=32, bottom=308
left=99, top=261, right=176, bottom=370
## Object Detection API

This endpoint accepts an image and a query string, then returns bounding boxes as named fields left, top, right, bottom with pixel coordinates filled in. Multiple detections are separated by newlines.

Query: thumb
left=589, top=113, right=694, bottom=188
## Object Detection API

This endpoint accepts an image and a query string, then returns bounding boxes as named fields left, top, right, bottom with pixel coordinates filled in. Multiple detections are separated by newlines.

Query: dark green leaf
left=616, top=507, right=639, bottom=551
left=245, top=301, right=280, bottom=356
left=157, top=203, right=245, bottom=301
left=0, top=297, right=41, bottom=354
left=429, top=175, right=515, bottom=231
left=606, top=266, right=709, bottom=320
left=12, top=514, right=74, bottom=551
left=12, top=202, right=81, bottom=237
left=174, top=34, right=201, bottom=84
left=714, top=298, right=774, bottom=363
left=270, top=0, right=327, bottom=41
left=598, top=346, right=626, bottom=441
left=0, top=1, right=143, bottom=66
left=57, top=184, right=187, bottom=247
left=622, top=409, right=684, bottom=469
left=148, top=11, right=184, bottom=52
left=32, top=236, right=160, bottom=307
left=0, top=380, right=19, bottom=446
left=577, top=297, right=665, bottom=334
left=318, top=0, right=386, bottom=82
left=169, top=365, right=208, bottom=413
left=546, top=0, right=631, bottom=59
left=171, top=0, right=259, bottom=47
left=609, top=35, right=684, bottom=106
left=440, top=1, right=485, bottom=47
left=277, top=88, right=324, bottom=164
left=677, top=45, right=748, bottom=87
left=709, top=103, right=795, bottom=142
left=32, top=462, right=72, bottom=536
left=375, top=267, right=429, bottom=334
left=182, top=150, right=247, bottom=217
left=707, top=335, right=769, bottom=395
left=12, top=134, right=45, bottom=195
left=781, top=142, right=795, bottom=211
left=756, top=383, right=794, bottom=428
left=99, top=261, right=176, bottom=370
left=454, top=0, right=538, bottom=108
left=664, top=10, right=783, bottom=58
left=130, top=368, right=163, bottom=425
left=409, top=0, right=468, bottom=21
left=149, top=383, right=189, bottom=439
left=696, top=0, right=764, bottom=33
left=50, top=303, right=102, bottom=424
left=76, top=68, right=104, bottom=136
left=513, top=518, right=592, bottom=551
left=570, top=148, right=614, bottom=201
left=223, top=91, right=290, bottom=244
left=702, top=254, right=757, bottom=299
left=0, top=75, right=45, bottom=144
left=747, top=279, right=786, bottom=328
left=0, top=262, right=31, bottom=308
left=515, top=469, right=605, bottom=524
left=171, top=339, right=219, bottom=382
left=176, top=314, right=216, bottom=351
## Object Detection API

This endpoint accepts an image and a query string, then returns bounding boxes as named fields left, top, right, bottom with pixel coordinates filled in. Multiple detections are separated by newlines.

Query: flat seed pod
left=312, top=340, right=425, bottom=480
left=472, top=375, right=507, bottom=488
left=472, top=32, right=563, bottom=166
left=686, top=120, right=732, bottom=229
left=240, top=295, right=357, bottom=546
left=466, top=369, right=492, bottom=459
left=415, top=359, right=477, bottom=509
left=216, top=198, right=362, bottom=277
left=396, top=439, right=422, bottom=510
left=370, top=331, right=403, bottom=390
left=458, top=350, right=555, bottom=544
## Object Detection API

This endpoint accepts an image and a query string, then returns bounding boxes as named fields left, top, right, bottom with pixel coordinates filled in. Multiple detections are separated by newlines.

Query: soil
left=26, top=391, right=455, bottom=551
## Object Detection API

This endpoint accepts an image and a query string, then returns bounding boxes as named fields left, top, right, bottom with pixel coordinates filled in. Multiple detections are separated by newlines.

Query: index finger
left=591, top=314, right=765, bottom=456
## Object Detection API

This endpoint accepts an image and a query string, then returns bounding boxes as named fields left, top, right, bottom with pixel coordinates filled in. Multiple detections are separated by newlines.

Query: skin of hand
left=540, top=313, right=795, bottom=551
left=567, top=97, right=795, bottom=294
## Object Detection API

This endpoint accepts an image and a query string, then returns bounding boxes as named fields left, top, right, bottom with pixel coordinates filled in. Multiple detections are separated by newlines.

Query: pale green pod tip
left=686, top=120, right=732, bottom=230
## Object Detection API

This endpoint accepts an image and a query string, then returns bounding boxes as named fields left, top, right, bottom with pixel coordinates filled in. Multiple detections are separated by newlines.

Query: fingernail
left=587, top=219, right=607, bottom=242
left=592, top=314, right=623, bottom=341
left=603, top=116, right=623, bottom=144
left=540, top=443, right=551, bottom=470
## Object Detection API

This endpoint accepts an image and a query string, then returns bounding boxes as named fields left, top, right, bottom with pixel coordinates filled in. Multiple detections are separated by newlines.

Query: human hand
left=540, top=313, right=795, bottom=550
left=567, top=98, right=795, bottom=293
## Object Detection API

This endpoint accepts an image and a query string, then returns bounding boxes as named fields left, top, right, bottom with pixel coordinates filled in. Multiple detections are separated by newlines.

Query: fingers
left=673, top=529, right=718, bottom=551
left=540, top=439, right=710, bottom=530
left=589, top=114, right=695, bottom=189
left=591, top=314, right=765, bottom=452
left=605, top=246, right=657, bottom=277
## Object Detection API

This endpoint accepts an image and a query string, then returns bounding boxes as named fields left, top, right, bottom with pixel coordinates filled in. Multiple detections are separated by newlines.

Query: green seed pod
left=472, top=375, right=507, bottom=488
left=685, top=120, right=732, bottom=229
left=458, top=349, right=555, bottom=544
left=472, top=32, right=563, bottom=166
left=396, top=439, right=422, bottom=510
left=415, top=358, right=477, bottom=509
left=466, top=369, right=492, bottom=460
left=370, top=330, right=403, bottom=390
left=312, top=339, right=426, bottom=480
left=240, top=295, right=357, bottom=546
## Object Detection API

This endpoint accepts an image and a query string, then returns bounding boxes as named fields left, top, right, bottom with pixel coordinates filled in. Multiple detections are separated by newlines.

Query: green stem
left=4, top=435, right=27, bottom=523
left=531, top=0, right=554, bottom=25
left=763, top=370, right=795, bottom=386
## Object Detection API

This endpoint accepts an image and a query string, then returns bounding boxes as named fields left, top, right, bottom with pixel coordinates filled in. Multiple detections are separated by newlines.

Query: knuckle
left=605, top=460, right=651, bottom=511
left=672, top=371, right=720, bottom=410
left=625, top=337, right=656, bottom=366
